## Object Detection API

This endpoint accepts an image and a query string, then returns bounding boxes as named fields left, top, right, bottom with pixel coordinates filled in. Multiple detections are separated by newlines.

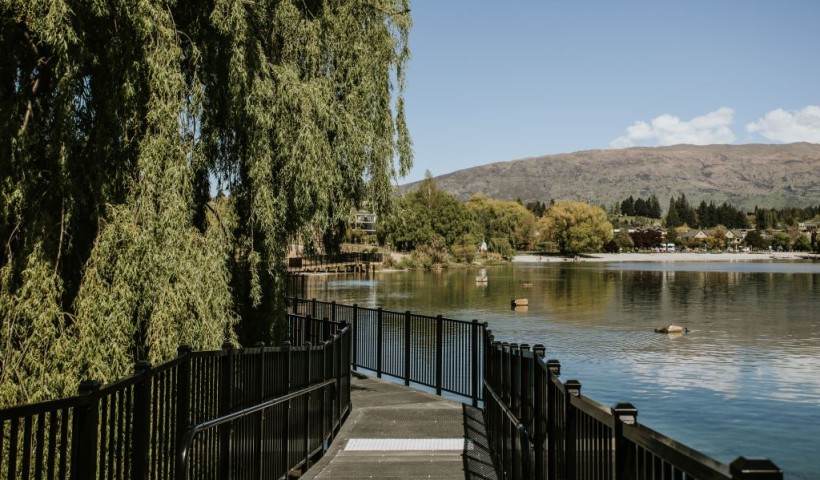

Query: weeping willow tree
left=0, top=0, right=411, bottom=406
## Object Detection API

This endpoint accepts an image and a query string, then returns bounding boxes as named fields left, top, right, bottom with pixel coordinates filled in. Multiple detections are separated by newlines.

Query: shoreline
left=513, top=252, right=817, bottom=263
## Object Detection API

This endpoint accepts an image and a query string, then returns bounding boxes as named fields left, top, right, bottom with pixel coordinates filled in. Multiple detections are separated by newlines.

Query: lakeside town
left=306, top=176, right=820, bottom=271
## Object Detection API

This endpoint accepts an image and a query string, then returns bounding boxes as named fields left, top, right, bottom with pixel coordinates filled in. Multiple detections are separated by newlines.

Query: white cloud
left=746, top=105, right=820, bottom=143
left=610, top=107, right=736, bottom=148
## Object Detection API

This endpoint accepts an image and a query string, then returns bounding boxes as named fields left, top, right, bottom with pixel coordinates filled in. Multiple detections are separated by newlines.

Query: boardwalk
left=302, top=373, right=498, bottom=480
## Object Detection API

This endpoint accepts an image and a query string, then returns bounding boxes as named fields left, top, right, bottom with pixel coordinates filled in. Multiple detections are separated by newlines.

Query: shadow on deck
left=301, top=374, right=499, bottom=480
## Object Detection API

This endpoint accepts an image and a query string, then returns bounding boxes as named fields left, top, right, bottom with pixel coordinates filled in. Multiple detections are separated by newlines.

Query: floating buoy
left=511, top=298, right=528, bottom=308
left=654, top=325, right=688, bottom=334
left=521, top=282, right=533, bottom=288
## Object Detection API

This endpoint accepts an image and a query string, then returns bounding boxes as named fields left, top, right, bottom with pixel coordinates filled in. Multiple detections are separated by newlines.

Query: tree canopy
left=1, top=0, right=411, bottom=406
left=466, top=195, right=536, bottom=257
left=378, top=173, right=478, bottom=252
left=538, top=201, right=613, bottom=254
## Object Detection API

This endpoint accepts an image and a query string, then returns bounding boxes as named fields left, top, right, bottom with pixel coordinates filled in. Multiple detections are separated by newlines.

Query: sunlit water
left=304, top=260, right=820, bottom=479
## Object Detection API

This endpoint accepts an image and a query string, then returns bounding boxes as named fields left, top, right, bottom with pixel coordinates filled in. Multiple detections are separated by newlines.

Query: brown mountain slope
left=405, top=143, right=820, bottom=211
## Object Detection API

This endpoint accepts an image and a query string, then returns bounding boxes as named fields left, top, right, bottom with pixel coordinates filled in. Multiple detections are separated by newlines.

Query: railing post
left=324, top=337, right=332, bottom=445
left=404, top=311, right=412, bottom=386
left=501, top=342, right=511, bottom=406
left=612, top=402, right=638, bottom=480
left=282, top=341, right=292, bottom=471
left=336, top=323, right=346, bottom=423
left=71, top=380, right=100, bottom=480
left=331, top=300, right=337, bottom=323
left=471, top=320, right=479, bottom=407
left=292, top=295, right=298, bottom=314
left=518, top=343, right=531, bottom=424
left=352, top=304, right=358, bottom=371
left=546, top=359, right=561, bottom=480
left=435, top=315, right=444, bottom=396
left=519, top=344, right=532, bottom=480
left=303, top=342, right=313, bottom=472
left=219, top=342, right=235, bottom=480
left=304, top=314, right=313, bottom=346
left=533, top=345, right=547, bottom=480
left=564, top=379, right=581, bottom=480
left=311, top=298, right=317, bottom=319
left=175, top=345, right=192, bottom=480
left=255, top=342, right=266, bottom=480
left=729, top=457, right=783, bottom=480
left=377, top=307, right=384, bottom=378
left=132, top=361, right=152, bottom=480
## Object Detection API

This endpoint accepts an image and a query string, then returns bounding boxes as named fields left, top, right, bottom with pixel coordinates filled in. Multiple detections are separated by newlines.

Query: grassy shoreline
left=513, top=252, right=818, bottom=262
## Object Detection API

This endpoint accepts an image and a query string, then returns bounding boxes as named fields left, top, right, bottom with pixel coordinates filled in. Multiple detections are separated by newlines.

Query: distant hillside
left=404, top=143, right=820, bottom=211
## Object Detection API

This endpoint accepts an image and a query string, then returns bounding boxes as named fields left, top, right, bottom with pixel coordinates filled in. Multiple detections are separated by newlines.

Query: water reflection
left=304, top=262, right=820, bottom=479
left=538, top=265, right=615, bottom=317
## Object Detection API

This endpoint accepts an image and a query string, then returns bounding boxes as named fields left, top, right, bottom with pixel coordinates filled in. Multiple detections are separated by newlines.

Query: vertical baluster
left=72, top=380, right=101, bottom=480
left=376, top=308, right=383, bottom=378
left=21, top=415, right=32, bottom=480
left=352, top=304, right=358, bottom=371
left=219, top=343, right=235, bottom=480
left=435, top=315, right=443, bottom=396
left=59, top=408, right=69, bottom=480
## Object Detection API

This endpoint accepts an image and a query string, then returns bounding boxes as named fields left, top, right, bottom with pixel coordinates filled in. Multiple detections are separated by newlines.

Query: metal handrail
left=176, top=378, right=335, bottom=480
left=483, top=379, right=530, bottom=440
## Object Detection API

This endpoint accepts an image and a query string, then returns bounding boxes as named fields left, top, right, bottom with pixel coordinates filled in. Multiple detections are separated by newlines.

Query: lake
left=303, top=260, right=820, bottom=479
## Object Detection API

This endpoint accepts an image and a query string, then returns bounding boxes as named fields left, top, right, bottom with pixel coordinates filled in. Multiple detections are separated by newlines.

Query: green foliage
left=0, top=245, right=76, bottom=406
left=614, top=229, right=635, bottom=251
left=793, top=234, right=811, bottom=252
left=744, top=230, right=767, bottom=250
left=1, top=0, right=411, bottom=405
left=695, top=201, right=749, bottom=229
left=754, top=205, right=820, bottom=230
left=666, top=194, right=697, bottom=228
left=770, top=232, right=792, bottom=251
left=539, top=201, right=613, bottom=254
left=466, top=195, right=536, bottom=254
left=379, top=173, right=480, bottom=255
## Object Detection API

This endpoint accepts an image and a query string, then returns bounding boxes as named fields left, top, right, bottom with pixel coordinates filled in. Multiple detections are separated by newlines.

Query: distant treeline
left=527, top=194, right=820, bottom=231
left=665, top=194, right=749, bottom=229
left=754, top=205, right=820, bottom=230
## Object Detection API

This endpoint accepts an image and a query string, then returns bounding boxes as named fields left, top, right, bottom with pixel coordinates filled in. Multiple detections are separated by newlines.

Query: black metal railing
left=482, top=334, right=783, bottom=480
left=290, top=297, right=485, bottom=406
left=290, top=297, right=782, bottom=480
left=0, top=317, right=351, bottom=480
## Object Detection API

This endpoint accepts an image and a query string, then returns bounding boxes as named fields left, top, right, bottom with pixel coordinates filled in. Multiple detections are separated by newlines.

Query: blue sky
left=401, top=1, right=820, bottom=183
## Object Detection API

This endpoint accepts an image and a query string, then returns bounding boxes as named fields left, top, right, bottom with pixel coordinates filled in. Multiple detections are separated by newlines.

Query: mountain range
left=403, top=143, right=820, bottom=211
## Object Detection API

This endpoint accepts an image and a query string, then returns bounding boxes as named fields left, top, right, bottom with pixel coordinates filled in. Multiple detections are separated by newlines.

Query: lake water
left=303, top=260, right=820, bottom=479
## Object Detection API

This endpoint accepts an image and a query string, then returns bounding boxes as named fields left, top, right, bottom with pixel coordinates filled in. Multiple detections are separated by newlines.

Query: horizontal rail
left=484, top=379, right=527, bottom=434
left=177, top=378, right=336, bottom=478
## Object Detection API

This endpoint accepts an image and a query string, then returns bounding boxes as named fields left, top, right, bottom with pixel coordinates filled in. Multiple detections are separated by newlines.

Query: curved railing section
left=0, top=318, right=351, bottom=480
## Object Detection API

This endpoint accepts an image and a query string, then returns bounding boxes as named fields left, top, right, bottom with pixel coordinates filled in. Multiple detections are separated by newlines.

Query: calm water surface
left=304, top=260, right=820, bottom=479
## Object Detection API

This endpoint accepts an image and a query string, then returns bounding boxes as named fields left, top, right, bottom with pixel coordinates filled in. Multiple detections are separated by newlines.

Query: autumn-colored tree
left=539, top=201, right=613, bottom=254
left=466, top=195, right=536, bottom=257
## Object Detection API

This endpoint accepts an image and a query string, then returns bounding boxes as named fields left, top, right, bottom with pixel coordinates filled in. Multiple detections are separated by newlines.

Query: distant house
left=353, top=210, right=377, bottom=233
left=724, top=229, right=746, bottom=247
left=679, top=229, right=708, bottom=241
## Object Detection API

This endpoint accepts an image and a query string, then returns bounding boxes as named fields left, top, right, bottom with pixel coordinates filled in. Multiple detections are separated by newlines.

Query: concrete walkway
left=302, top=374, right=498, bottom=480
